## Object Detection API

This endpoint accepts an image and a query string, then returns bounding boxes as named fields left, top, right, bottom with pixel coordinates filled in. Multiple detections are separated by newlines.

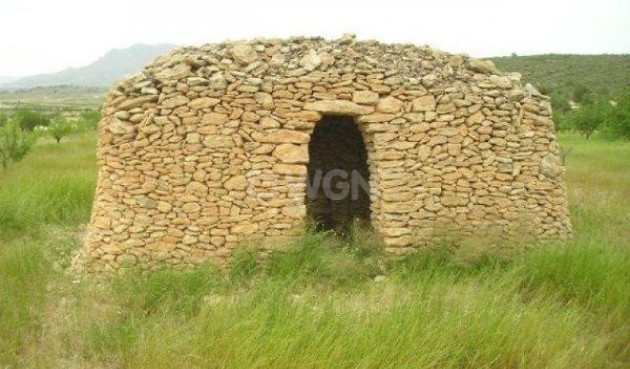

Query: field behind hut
left=0, top=132, right=629, bottom=368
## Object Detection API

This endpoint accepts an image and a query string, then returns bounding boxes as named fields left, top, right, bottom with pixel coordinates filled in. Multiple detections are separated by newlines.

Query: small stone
left=412, top=95, right=436, bottom=112
left=157, top=201, right=172, bottom=213
left=373, top=275, right=387, bottom=283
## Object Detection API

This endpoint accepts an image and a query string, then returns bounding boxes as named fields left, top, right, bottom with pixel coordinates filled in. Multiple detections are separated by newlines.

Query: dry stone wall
left=85, top=35, right=571, bottom=271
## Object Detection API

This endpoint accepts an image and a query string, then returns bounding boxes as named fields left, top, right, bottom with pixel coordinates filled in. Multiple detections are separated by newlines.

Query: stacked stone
left=85, top=34, right=571, bottom=271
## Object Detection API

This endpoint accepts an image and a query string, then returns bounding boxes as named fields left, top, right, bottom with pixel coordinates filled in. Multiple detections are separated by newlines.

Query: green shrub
left=48, top=117, right=74, bottom=143
left=81, top=109, right=101, bottom=130
left=12, top=107, right=50, bottom=131
left=0, top=121, right=38, bottom=169
left=602, top=88, right=630, bottom=140
left=564, top=100, right=609, bottom=139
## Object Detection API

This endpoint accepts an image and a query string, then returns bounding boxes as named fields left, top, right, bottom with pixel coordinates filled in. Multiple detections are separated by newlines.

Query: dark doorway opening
left=306, top=115, right=371, bottom=233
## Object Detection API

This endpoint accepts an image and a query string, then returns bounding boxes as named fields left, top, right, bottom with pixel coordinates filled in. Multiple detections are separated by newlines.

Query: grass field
left=0, top=132, right=628, bottom=368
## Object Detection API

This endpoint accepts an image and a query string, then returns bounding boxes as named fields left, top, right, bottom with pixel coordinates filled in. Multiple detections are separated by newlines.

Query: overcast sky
left=0, top=0, right=628, bottom=77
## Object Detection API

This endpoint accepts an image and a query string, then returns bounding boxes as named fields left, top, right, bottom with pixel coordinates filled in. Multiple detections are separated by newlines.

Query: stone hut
left=84, top=35, right=571, bottom=271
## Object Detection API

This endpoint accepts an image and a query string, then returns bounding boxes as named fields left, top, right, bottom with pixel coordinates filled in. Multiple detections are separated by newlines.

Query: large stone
left=203, top=135, right=233, bottom=148
left=273, top=164, right=307, bottom=177
left=116, top=95, right=158, bottom=110
left=357, top=113, right=396, bottom=123
left=282, top=205, right=307, bottom=218
left=189, top=97, right=221, bottom=109
left=417, top=145, right=431, bottom=160
left=489, top=75, right=513, bottom=89
left=231, top=223, right=259, bottom=234
left=254, top=130, right=310, bottom=144
left=376, top=97, right=403, bottom=113
left=272, top=144, right=309, bottom=163
left=304, top=100, right=374, bottom=116
left=254, top=92, right=274, bottom=108
left=181, top=202, right=201, bottom=213
left=412, top=95, right=437, bottom=112
left=202, top=113, right=228, bottom=125
left=231, top=44, right=258, bottom=66
left=162, top=95, right=190, bottom=109
left=540, top=154, right=563, bottom=178
left=155, top=63, right=192, bottom=80
left=107, top=117, right=135, bottom=135
left=467, top=111, right=485, bottom=124
left=299, top=49, right=322, bottom=71
left=436, top=102, right=456, bottom=114
left=353, top=91, right=379, bottom=104
left=468, top=59, right=499, bottom=74
left=421, top=74, right=438, bottom=88
left=225, top=175, right=248, bottom=191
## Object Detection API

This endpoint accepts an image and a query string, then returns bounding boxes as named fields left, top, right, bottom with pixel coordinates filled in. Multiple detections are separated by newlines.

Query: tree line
left=0, top=107, right=101, bottom=170
left=546, top=85, right=630, bottom=140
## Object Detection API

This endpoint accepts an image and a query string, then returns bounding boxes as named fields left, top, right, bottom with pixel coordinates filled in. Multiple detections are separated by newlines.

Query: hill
left=0, top=86, right=108, bottom=109
left=491, top=54, right=630, bottom=96
left=1, top=44, right=176, bottom=89
left=0, top=77, right=18, bottom=85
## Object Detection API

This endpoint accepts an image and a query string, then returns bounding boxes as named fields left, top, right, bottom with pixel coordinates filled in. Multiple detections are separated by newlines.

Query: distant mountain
left=491, top=54, right=630, bottom=96
left=1, top=44, right=177, bottom=89
left=0, top=76, right=18, bottom=85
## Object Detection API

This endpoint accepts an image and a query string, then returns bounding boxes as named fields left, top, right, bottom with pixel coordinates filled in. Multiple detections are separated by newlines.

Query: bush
left=0, top=121, right=38, bottom=169
left=81, top=109, right=101, bottom=130
left=12, top=107, right=51, bottom=131
left=550, top=91, right=571, bottom=114
left=572, top=84, right=591, bottom=104
left=602, top=88, right=630, bottom=140
left=564, top=99, right=609, bottom=139
left=48, top=117, right=74, bottom=143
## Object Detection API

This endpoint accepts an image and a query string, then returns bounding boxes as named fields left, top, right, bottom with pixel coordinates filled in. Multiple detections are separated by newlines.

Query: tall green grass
left=0, top=132, right=629, bottom=368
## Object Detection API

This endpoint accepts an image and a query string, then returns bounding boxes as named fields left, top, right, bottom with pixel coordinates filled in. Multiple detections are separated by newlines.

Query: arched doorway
left=306, top=115, right=371, bottom=232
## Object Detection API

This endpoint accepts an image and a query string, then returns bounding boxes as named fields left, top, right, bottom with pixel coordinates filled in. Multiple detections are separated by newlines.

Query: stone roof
left=110, top=34, right=532, bottom=101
